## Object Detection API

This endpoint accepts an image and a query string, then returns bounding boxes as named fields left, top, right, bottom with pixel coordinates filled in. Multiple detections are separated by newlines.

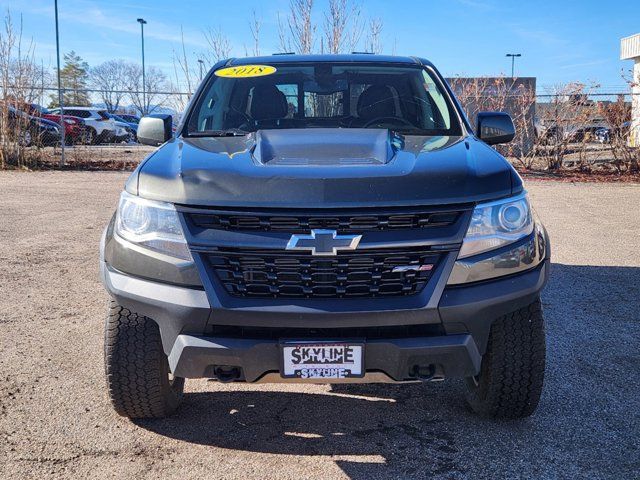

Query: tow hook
left=411, top=365, right=445, bottom=382
left=214, top=366, right=241, bottom=382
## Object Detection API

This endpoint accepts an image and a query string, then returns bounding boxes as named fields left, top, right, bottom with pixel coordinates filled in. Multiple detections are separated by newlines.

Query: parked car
left=37, top=109, right=89, bottom=145
left=48, top=107, right=118, bottom=144
left=101, top=54, right=550, bottom=420
left=43, top=113, right=89, bottom=144
left=595, top=122, right=631, bottom=144
left=117, top=114, right=140, bottom=124
left=2, top=106, right=61, bottom=146
left=535, top=124, right=600, bottom=144
left=107, top=113, right=137, bottom=142
left=8, top=102, right=88, bottom=145
left=595, top=127, right=610, bottom=144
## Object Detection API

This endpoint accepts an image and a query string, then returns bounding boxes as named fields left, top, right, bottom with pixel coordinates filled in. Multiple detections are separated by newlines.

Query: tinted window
left=63, top=109, right=90, bottom=118
left=186, top=63, right=461, bottom=136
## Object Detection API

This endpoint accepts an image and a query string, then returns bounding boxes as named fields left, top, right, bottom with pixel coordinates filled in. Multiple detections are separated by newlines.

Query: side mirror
left=476, top=112, right=515, bottom=145
left=137, top=114, right=172, bottom=146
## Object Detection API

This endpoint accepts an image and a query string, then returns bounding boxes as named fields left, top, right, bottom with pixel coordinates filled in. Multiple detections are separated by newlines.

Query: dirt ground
left=0, top=172, right=639, bottom=479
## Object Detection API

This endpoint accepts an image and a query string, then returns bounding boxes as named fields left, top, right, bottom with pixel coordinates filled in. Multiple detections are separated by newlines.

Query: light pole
left=505, top=53, right=521, bottom=78
left=54, top=0, right=65, bottom=166
left=197, top=59, right=204, bottom=81
left=137, top=18, right=147, bottom=115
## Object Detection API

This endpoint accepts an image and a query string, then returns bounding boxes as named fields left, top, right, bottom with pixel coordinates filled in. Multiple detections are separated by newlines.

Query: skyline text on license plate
left=281, top=343, right=364, bottom=379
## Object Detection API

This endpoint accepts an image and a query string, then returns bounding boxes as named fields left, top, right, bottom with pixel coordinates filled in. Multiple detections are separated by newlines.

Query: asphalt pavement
left=0, top=172, right=638, bottom=479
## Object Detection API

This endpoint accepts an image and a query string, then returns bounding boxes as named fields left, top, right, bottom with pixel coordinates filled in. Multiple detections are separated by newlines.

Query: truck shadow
left=137, top=382, right=476, bottom=477
left=135, top=262, right=640, bottom=479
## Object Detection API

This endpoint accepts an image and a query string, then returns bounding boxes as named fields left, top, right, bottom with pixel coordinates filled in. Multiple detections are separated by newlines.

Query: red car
left=25, top=104, right=89, bottom=144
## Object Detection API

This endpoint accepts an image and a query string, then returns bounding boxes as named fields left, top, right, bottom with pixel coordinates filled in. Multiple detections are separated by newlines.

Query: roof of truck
left=227, top=54, right=434, bottom=68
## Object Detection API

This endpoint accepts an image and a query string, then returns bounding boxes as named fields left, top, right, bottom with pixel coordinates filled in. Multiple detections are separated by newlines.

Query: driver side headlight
left=458, top=192, right=533, bottom=259
left=115, top=191, right=192, bottom=261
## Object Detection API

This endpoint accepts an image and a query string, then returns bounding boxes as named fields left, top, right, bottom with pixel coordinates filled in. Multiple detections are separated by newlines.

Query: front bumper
left=168, top=333, right=480, bottom=382
left=100, top=259, right=548, bottom=382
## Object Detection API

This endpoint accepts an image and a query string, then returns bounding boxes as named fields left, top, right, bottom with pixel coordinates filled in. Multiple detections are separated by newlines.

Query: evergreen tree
left=49, top=51, right=91, bottom=107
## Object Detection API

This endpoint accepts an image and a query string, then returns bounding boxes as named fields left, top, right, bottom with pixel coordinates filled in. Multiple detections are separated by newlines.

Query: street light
left=505, top=53, right=522, bottom=78
left=54, top=0, right=65, bottom=166
left=137, top=18, right=147, bottom=115
left=197, top=59, right=204, bottom=81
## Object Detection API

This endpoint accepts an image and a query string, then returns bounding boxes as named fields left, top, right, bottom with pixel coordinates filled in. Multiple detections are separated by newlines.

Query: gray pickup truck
left=100, top=54, right=549, bottom=419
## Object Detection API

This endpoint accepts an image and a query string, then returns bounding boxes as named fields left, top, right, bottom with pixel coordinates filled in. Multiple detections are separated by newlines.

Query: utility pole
left=137, top=18, right=147, bottom=115
left=197, top=59, right=204, bottom=82
left=505, top=53, right=522, bottom=78
left=54, top=0, right=65, bottom=166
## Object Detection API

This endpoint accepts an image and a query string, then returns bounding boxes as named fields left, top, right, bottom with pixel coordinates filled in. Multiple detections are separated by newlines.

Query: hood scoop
left=252, top=128, right=397, bottom=166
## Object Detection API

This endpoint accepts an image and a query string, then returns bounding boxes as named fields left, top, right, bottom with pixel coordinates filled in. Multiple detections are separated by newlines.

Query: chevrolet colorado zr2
left=100, top=54, right=549, bottom=419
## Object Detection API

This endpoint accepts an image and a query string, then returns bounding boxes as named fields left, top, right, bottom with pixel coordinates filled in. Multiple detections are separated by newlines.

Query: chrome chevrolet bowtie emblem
left=286, top=229, right=362, bottom=256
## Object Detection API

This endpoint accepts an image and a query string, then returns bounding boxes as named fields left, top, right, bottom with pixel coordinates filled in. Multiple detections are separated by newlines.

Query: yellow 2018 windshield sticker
left=214, top=65, right=277, bottom=78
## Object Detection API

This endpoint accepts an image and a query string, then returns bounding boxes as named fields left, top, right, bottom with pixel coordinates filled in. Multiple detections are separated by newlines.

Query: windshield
left=185, top=62, right=462, bottom=136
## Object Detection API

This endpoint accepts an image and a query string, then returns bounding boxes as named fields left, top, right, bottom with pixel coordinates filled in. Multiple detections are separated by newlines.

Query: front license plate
left=281, top=342, right=364, bottom=379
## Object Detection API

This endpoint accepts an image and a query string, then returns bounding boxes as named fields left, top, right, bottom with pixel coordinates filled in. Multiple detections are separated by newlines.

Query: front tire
left=464, top=299, right=546, bottom=419
left=104, top=301, right=184, bottom=418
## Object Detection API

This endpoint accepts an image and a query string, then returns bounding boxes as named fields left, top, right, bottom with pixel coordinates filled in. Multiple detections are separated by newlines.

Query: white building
left=621, top=33, right=640, bottom=147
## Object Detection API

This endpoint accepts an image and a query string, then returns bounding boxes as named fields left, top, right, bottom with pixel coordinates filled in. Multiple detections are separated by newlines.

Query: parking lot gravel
left=0, top=171, right=638, bottom=479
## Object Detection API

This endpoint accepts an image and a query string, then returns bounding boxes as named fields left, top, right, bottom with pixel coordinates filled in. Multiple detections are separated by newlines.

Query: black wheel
left=104, top=301, right=184, bottom=418
left=88, top=128, right=98, bottom=144
left=18, top=130, right=33, bottom=147
left=464, top=299, right=545, bottom=419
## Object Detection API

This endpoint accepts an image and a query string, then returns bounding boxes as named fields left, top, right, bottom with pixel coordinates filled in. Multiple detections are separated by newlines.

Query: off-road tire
left=464, top=299, right=545, bottom=419
left=104, top=301, right=184, bottom=418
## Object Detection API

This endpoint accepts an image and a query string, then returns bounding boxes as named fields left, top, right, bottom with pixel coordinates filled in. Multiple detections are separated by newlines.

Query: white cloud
left=2, top=0, right=204, bottom=47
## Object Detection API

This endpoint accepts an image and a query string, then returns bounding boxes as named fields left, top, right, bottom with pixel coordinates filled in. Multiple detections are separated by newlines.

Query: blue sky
left=3, top=0, right=638, bottom=92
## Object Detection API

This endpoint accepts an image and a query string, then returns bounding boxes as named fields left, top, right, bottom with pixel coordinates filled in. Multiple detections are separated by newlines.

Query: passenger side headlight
left=115, top=191, right=192, bottom=261
left=458, top=192, right=533, bottom=259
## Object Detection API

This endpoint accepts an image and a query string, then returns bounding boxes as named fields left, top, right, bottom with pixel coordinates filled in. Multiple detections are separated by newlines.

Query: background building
left=621, top=33, right=640, bottom=147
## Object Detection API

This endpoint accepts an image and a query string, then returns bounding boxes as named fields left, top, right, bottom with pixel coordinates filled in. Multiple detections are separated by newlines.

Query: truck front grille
left=188, top=209, right=460, bottom=233
left=205, top=247, right=442, bottom=298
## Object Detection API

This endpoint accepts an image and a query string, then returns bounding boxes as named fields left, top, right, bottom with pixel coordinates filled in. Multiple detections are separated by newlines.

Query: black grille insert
left=206, top=247, right=442, bottom=298
left=188, top=209, right=461, bottom=233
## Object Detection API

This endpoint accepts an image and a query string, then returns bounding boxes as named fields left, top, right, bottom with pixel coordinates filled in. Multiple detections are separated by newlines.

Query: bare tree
left=278, top=0, right=315, bottom=54
left=323, top=0, right=362, bottom=54
left=170, top=36, right=194, bottom=114
left=168, top=25, right=231, bottom=113
left=599, top=96, right=638, bottom=173
left=450, top=76, right=538, bottom=169
left=364, top=17, right=383, bottom=54
left=203, top=26, right=232, bottom=66
left=126, top=64, right=169, bottom=116
left=0, top=10, right=44, bottom=168
left=277, top=12, right=292, bottom=53
left=248, top=9, right=261, bottom=57
left=90, top=59, right=129, bottom=112
left=172, top=27, right=196, bottom=100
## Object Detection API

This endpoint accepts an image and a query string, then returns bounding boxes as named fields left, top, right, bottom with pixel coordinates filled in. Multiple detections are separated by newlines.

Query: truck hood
left=134, top=128, right=518, bottom=208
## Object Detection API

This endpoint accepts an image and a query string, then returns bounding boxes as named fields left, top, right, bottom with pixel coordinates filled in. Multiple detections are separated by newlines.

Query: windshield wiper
left=187, top=128, right=249, bottom=137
